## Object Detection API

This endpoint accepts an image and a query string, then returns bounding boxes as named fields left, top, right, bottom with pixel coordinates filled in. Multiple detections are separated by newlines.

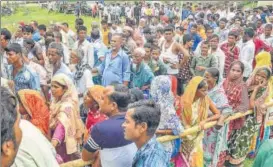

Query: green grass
left=2, top=4, right=100, bottom=33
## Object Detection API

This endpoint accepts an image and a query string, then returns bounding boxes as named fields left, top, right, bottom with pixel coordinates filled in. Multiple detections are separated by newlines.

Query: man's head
left=47, top=42, right=63, bottom=65
left=0, top=29, right=11, bottom=49
left=201, top=41, right=210, bottom=57
left=190, top=24, right=198, bottom=34
left=22, top=25, right=34, bottom=39
left=110, top=33, right=123, bottom=51
left=209, top=34, right=220, bottom=50
left=151, top=45, right=161, bottom=60
left=61, top=22, right=69, bottom=31
left=30, top=20, right=38, bottom=31
left=264, top=24, right=273, bottom=37
left=164, top=26, right=174, bottom=42
left=75, top=18, right=84, bottom=30
left=122, top=100, right=161, bottom=141
left=143, top=27, right=152, bottom=40
left=144, top=43, right=152, bottom=58
left=77, top=26, right=87, bottom=42
left=5, top=43, right=23, bottom=65
left=132, top=47, right=145, bottom=65
left=219, top=18, right=227, bottom=29
left=183, top=34, right=194, bottom=48
left=205, top=26, right=214, bottom=39
left=101, top=20, right=108, bottom=30
left=228, top=31, right=239, bottom=45
left=243, top=28, right=254, bottom=43
left=38, top=24, right=47, bottom=37
left=90, top=29, right=100, bottom=41
left=1, top=87, right=22, bottom=167
left=54, top=32, right=63, bottom=43
left=99, top=84, right=130, bottom=116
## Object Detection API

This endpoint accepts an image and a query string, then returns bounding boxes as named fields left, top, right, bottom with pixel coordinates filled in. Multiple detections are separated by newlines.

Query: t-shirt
left=84, top=114, right=137, bottom=167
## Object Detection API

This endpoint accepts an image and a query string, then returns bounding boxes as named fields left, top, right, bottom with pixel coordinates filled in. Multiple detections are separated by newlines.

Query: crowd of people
left=2, top=1, right=273, bottom=167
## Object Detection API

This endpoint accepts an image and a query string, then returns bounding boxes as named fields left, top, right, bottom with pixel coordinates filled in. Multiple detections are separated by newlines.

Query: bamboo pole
left=60, top=110, right=255, bottom=167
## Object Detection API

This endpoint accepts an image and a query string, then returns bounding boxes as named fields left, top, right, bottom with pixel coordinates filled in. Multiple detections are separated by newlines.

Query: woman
left=129, top=88, right=144, bottom=103
left=203, top=68, right=232, bottom=167
left=84, top=85, right=108, bottom=132
left=180, top=76, right=221, bottom=167
left=50, top=73, right=85, bottom=163
left=222, top=61, right=249, bottom=166
left=150, top=76, right=184, bottom=165
left=17, top=89, right=50, bottom=136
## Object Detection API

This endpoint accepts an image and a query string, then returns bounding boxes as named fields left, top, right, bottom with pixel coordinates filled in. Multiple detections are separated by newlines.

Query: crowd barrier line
left=60, top=109, right=255, bottom=167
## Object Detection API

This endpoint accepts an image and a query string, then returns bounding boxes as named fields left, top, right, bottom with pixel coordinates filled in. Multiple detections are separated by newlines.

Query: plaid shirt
left=220, top=43, right=240, bottom=77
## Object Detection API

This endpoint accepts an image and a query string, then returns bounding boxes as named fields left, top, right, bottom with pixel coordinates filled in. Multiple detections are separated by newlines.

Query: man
left=73, top=25, right=94, bottom=68
left=214, top=18, right=229, bottom=43
left=37, top=24, right=47, bottom=52
left=101, top=20, right=111, bottom=48
left=82, top=84, right=137, bottom=167
left=123, top=26, right=137, bottom=55
left=209, top=34, right=225, bottom=77
left=1, top=87, right=22, bottom=167
left=260, top=24, right=273, bottom=47
left=60, top=22, right=76, bottom=49
left=6, top=43, right=40, bottom=92
left=239, top=28, right=255, bottom=80
left=190, top=24, right=202, bottom=51
left=30, top=20, right=41, bottom=42
left=131, top=47, right=154, bottom=93
left=54, top=32, right=70, bottom=65
left=220, top=31, right=240, bottom=77
left=93, top=33, right=131, bottom=87
left=11, top=26, right=24, bottom=47
left=190, top=41, right=217, bottom=76
left=122, top=100, right=169, bottom=167
left=48, top=42, right=73, bottom=80
left=1, top=29, right=11, bottom=78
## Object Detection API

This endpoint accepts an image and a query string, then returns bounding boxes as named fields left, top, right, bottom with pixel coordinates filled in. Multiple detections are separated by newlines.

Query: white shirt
left=260, top=34, right=273, bottom=47
left=73, top=40, right=94, bottom=68
left=211, top=48, right=226, bottom=78
left=12, top=120, right=59, bottom=167
left=239, top=40, right=255, bottom=78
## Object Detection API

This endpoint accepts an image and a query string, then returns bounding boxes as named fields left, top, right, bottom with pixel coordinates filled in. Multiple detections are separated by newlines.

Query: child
left=151, top=45, right=167, bottom=76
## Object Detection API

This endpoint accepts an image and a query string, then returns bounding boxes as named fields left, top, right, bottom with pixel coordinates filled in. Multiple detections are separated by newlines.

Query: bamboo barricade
left=60, top=110, right=254, bottom=167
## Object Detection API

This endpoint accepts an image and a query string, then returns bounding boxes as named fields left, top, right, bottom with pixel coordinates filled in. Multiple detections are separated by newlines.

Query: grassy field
left=2, top=4, right=255, bottom=167
left=2, top=4, right=100, bottom=33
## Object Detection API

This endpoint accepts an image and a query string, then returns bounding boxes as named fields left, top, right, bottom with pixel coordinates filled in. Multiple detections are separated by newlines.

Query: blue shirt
left=32, top=30, right=41, bottom=42
left=98, top=49, right=131, bottom=86
left=54, top=62, right=73, bottom=80
left=8, top=65, right=40, bottom=92
left=132, top=62, right=154, bottom=89
left=192, top=33, right=202, bottom=51
left=132, top=136, right=169, bottom=167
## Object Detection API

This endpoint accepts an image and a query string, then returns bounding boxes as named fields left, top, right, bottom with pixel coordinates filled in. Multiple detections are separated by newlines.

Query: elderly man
left=123, top=26, right=137, bottom=57
left=131, top=47, right=154, bottom=95
left=92, top=33, right=131, bottom=87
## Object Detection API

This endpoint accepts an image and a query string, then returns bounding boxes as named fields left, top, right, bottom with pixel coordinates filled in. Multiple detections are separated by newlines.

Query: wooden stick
left=60, top=159, right=93, bottom=167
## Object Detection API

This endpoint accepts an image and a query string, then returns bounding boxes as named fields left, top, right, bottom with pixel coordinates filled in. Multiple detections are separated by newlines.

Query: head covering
left=181, top=76, right=209, bottom=126
left=18, top=89, right=49, bottom=135
left=88, top=85, right=105, bottom=103
left=255, top=51, right=272, bottom=69
left=74, top=48, right=91, bottom=81
left=50, top=74, right=84, bottom=154
left=151, top=76, right=183, bottom=131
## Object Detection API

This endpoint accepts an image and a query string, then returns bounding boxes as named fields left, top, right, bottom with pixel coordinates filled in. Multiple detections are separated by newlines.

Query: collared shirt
left=131, top=62, right=154, bottom=89
left=52, top=62, right=73, bottom=80
left=211, top=48, right=225, bottom=78
left=191, top=33, right=202, bottom=51
left=214, top=28, right=229, bottom=43
left=239, top=40, right=255, bottom=77
left=32, top=30, right=41, bottom=42
left=73, top=40, right=94, bottom=67
left=146, top=59, right=167, bottom=76
left=190, top=54, right=217, bottom=76
left=132, top=136, right=169, bottom=167
left=98, top=49, right=131, bottom=86
left=8, top=65, right=40, bottom=92
left=84, top=114, right=137, bottom=167
left=259, top=34, right=273, bottom=47
left=93, top=39, right=108, bottom=68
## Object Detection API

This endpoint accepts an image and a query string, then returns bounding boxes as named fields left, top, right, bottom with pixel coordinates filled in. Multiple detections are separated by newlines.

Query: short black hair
left=191, top=23, right=198, bottom=29
left=31, top=20, right=38, bottom=27
left=129, top=88, right=144, bottom=103
left=77, top=25, right=87, bottom=33
left=108, top=91, right=130, bottom=112
left=244, top=28, right=255, bottom=38
left=151, top=45, right=160, bottom=51
left=144, top=43, right=152, bottom=49
left=183, top=34, right=193, bottom=45
left=1, top=87, right=18, bottom=152
left=156, top=27, right=164, bottom=34
left=62, top=22, right=69, bottom=27
left=0, top=28, right=11, bottom=40
left=101, top=20, right=107, bottom=25
left=164, top=26, right=174, bottom=33
left=265, top=23, right=273, bottom=30
left=75, top=18, right=84, bottom=26
left=228, top=31, right=239, bottom=38
left=128, top=100, right=161, bottom=136
left=22, top=25, right=34, bottom=34
left=38, top=24, right=46, bottom=31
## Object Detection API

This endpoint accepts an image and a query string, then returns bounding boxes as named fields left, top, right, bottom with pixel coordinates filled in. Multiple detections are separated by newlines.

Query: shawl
left=246, top=66, right=272, bottom=123
left=18, top=89, right=50, bottom=136
left=150, top=75, right=183, bottom=133
left=50, top=74, right=84, bottom=154
left=74, top=49, right=91, bottom=81
left=255, top=51, right=271, bottom=69
left=181, top=76, right=210, bottom=126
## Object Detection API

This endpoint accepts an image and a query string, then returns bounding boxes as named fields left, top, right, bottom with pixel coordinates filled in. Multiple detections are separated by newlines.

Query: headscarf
left=246, top=66, right=272, bottom=123
left=50, top=74, right=84, bottom=154
left=151, top=76, right=183, bottom=131
left=88, top=85, right=105, bottom=103
left=74, top=48, right=91, bottom=81
left=18, top=89, right=49, bottom=135
left=255, top=51, right=272, bottom=69
left=181, top=76, right=209, bottom=126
